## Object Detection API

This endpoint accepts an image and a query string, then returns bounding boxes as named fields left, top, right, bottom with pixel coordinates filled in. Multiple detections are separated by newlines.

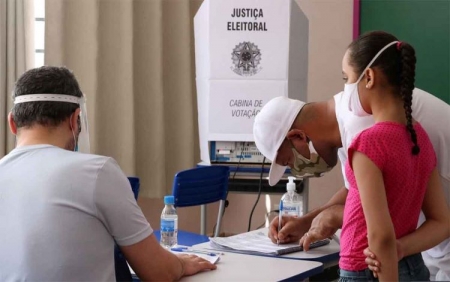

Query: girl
left=339, top=31, right=449, bottom=281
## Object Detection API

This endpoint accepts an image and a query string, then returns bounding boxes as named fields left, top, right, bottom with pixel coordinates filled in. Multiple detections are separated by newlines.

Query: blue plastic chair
left=115, top=177, right=140, bottom=282
left=172, top=166, right=230, bottom=237
left=127, top=177, right=140, bottom=200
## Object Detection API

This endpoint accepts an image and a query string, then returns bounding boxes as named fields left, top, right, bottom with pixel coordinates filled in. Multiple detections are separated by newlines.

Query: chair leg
left=200, top=204, right=207, bottom=235
left=214, top=200, right=225, bottom=237
left=302, top=178, right=309, bottom=216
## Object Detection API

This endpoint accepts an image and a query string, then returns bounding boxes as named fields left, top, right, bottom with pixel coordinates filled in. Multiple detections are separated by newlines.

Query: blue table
left=152, top=230, right=209, bottom=246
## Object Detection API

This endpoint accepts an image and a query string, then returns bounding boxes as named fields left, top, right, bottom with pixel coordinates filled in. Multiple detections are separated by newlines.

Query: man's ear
left=286, top=129, right=307, bottom=142
left=69, top=108, right=81, bottom=132
left=286, top=128, right=310, bottom=158
left=8, top=112, right=17, bottom=135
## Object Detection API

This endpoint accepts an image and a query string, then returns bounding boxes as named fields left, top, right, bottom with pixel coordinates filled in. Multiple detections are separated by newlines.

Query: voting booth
left=194, top=0, right=309, bottom=165
left=194, top=0, right=308, bottom=164
left=194, top=0, right=311, bottom=228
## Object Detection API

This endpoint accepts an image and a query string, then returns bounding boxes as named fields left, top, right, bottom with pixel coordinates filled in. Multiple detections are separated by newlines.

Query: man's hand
left=122, top=234, right=216, bottom=281
left=177, top=254, right=217, bottom=278
left=268, top=215, right=311, bottom=244
left=299, top=206, right=342, bottom=251
left=363, top=240, right=404, bottom=278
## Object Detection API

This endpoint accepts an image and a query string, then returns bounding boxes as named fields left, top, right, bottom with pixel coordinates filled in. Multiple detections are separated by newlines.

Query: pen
left=277, top=200, right=283, bottom=246
left=178, top=246, right=225, bottom=255
left=170, top=247, right=219, bottom=256
left=332, top=234, right=340, bottom=245
left=172, top=246, right=223, bottom=253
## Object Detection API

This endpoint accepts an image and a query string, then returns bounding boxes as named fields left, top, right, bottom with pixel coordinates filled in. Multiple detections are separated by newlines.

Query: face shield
left=13, top=93, right=91, bottom=153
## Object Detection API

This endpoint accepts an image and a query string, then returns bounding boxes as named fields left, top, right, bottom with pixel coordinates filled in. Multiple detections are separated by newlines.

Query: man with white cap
left=253, top=95, right=342, bottom=244
left=0, top=66, right=216, bottom=281
left=253, top=96, right=338, bottom=186
left=253, top=88, right=450, bottom=280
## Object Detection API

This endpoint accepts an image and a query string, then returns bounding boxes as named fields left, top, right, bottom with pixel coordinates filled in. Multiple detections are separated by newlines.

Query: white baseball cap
left=253, top=96, right=306, bottom=186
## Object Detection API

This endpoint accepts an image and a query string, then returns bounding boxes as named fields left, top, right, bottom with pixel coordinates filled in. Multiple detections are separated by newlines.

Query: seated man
left=253, top=88, right=450, bottom=280
left=0, top=66, right=216, bottom=281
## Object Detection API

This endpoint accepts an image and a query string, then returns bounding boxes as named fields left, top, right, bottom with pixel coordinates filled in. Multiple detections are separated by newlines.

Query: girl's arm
left=352, top=151, right=398, bottom=281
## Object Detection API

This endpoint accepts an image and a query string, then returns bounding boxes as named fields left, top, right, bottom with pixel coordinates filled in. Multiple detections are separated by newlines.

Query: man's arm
left=311, top=185, right=348, bottom=220
left=121, top=234, right=216, bottom=281
left=300, top=204, right=344, bottom=250
left=94, top=160, right=216, bottom=280
left=365, top=169, right=450, bottom=274
left=399, top=169, right=450, bottom=256
left=269, top=185, right=348, bottom=244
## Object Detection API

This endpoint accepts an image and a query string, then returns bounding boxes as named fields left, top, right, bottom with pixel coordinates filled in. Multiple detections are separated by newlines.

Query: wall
left=138, top=0, right=353, bottom=235
left=360, top=0, right=450, bottom=104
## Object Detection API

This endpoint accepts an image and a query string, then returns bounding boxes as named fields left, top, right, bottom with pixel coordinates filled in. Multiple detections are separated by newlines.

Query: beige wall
left=138, top=0, right=353, bottom=235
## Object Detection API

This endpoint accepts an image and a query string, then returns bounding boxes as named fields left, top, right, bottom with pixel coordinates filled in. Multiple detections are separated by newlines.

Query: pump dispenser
left=287, top=176, right=296, bottom=192
left=280, top=177, right=303, bottom=217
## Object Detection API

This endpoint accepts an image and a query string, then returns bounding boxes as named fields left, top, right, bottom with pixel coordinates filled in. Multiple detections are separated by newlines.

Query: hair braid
left=399, top=43, right=419, bottom=155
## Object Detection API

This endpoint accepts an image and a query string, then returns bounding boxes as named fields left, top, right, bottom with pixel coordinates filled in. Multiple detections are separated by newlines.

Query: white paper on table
left=209, top=231, right=329, bottom=256
left=170, top=249, right=221, bottom=265
left=128, top=250, right=220, bottom=276
left=209, top=231, right=300, bottom=255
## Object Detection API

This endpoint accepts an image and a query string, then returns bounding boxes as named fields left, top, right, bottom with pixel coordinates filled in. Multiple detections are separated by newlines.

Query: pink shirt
left=339, top=121, right=436, bottom=271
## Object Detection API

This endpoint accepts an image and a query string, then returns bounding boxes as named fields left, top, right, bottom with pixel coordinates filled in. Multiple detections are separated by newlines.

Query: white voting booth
left=194, top=0, right=309, bottom=164
left=194, top=0, right=309, bottom=235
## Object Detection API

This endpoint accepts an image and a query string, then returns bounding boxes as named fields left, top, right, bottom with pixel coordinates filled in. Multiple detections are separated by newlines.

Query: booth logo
left=231, top=42, right=262, bottom=76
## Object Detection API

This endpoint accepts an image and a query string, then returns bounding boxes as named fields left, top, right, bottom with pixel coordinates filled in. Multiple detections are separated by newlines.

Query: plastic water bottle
left=160, top=195, right=178, bottom=248
left=281, top=177, right=303, bottom=217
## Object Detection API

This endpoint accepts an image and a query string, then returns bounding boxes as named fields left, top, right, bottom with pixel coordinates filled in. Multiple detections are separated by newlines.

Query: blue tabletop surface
left=153, top=230, right=209, bottom=246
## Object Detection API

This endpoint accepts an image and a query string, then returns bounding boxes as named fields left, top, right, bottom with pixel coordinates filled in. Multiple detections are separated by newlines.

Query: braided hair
left=348, top=31, right=419, bottom=155
left=398, top=42, right=419, bottom=154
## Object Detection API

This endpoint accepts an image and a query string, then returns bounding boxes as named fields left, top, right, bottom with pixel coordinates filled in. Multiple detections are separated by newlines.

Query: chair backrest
left=127, top=177, right=140, bottom=200
left=172, top=166, right=230, bottom=208
left=114, top=177, right=140, bottom=282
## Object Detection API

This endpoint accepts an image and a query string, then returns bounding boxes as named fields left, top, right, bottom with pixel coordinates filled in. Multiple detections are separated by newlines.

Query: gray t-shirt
left=0, top=145, right=152, bottom=281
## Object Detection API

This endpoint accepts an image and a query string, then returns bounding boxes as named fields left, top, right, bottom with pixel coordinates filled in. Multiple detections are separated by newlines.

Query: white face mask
left=290, top=141, right=332, bottom=177
left=346, top=41, right=399, bottom=117
left=14, top=94, right=91, bottom=153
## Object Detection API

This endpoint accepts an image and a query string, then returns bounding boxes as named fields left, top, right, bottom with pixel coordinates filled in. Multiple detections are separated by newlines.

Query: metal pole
left=302, top=178, right=309, bottom=216
left=200, top=204, right=207, bottom=235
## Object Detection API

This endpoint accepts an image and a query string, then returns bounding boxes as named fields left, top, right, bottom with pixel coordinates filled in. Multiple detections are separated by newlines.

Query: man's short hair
left=12, top=66, right=82, bottom=129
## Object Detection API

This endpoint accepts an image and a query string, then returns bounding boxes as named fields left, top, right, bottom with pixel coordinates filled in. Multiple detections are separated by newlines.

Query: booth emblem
left=231, top=41, right=262, bottom=76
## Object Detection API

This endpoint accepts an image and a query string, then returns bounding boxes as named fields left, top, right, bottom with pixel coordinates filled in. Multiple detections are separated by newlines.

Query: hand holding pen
left=269, top=210, right=308, bottom=244
left=277, top=200, right=283, bottom=245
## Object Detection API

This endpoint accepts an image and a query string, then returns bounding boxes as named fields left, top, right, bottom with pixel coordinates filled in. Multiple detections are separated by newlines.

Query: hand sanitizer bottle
left=280, top=177, right=302, bottom=217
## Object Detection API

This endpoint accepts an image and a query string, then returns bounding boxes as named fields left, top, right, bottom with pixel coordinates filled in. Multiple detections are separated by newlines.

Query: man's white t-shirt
left=335, top=88, right=450, bottom=258
left=0, top=145, right=153, bottom=281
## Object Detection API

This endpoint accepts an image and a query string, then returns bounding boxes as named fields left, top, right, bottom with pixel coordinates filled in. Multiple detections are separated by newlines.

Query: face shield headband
left=13, top=94, right=91, bottom=153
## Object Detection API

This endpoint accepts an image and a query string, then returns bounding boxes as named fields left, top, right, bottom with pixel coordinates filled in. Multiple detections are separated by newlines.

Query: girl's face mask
left=346, top=40, right=399, bottom=117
